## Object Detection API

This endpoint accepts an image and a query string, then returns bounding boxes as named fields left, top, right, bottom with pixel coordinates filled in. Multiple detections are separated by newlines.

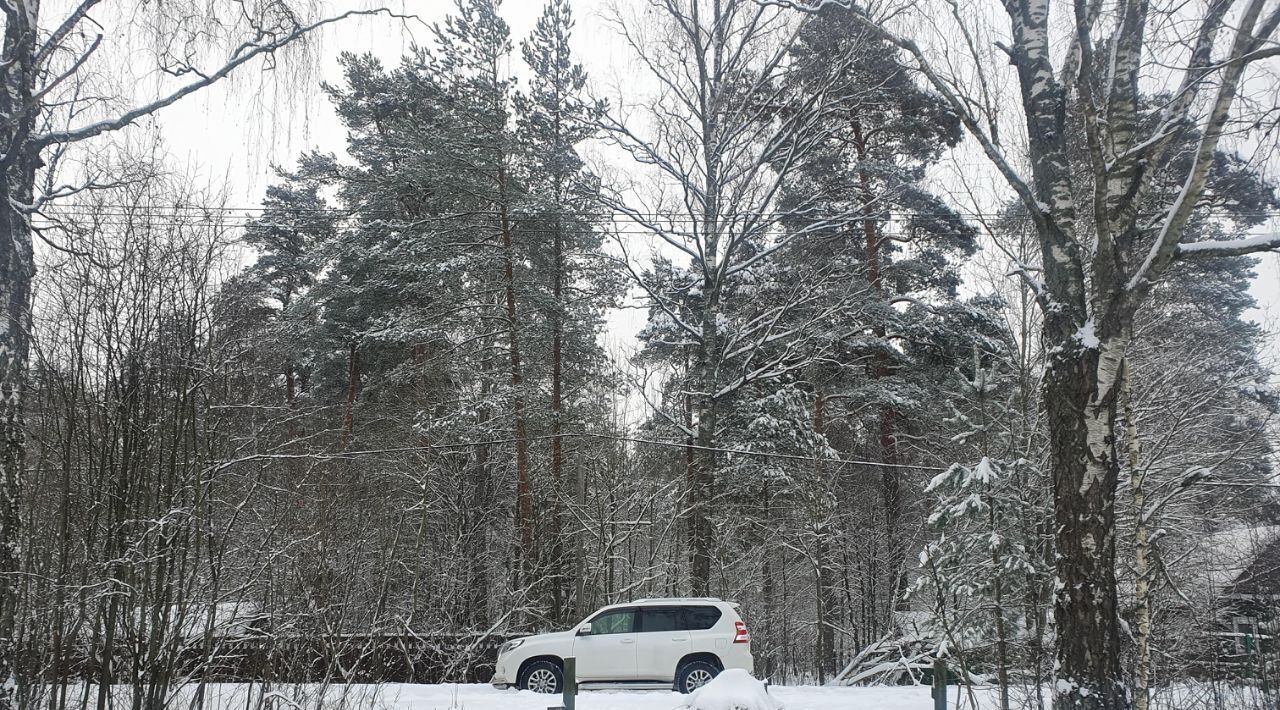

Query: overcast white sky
left=142, top=0, right=1279, bottom=359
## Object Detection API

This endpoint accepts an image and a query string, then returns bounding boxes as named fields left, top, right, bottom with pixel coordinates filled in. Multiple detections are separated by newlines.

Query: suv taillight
left=733, top=620, right=750, bottom=644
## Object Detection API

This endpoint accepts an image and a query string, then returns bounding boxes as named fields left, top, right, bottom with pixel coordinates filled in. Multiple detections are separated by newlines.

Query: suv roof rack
left=633, top=597, right=724, bottom=603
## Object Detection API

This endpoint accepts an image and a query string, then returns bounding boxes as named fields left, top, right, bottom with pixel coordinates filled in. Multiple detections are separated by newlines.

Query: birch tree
left=0, top=2, right=395, bottom=703
left=777, top=0, right=1280, bottom=706
left=1120, top=251, right=1277, bottom=710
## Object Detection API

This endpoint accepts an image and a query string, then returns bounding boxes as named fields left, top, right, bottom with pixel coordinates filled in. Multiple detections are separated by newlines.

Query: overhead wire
left=27, top=203, right=1280, bottom=220
left=200, top=429, right=950, bottom=472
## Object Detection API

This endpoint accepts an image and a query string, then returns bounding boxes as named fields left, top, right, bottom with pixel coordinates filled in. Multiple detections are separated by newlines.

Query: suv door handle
left=621, top=638, right=635, bottom=644
left=672, top=637, right=685, bottom=642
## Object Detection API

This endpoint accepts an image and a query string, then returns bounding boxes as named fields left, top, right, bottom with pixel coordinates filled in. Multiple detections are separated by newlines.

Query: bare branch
left=34, top=8, right=404, bottom=148
left=34, top=0, right=105, bottom=69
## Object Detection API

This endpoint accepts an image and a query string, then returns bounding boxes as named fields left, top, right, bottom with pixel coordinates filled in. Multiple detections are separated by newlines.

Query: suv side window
left=682, top=605, right=722, bottom=631
left=638, top=606, right=682, bottom=632
left=588, top=608, right=635, bottom=635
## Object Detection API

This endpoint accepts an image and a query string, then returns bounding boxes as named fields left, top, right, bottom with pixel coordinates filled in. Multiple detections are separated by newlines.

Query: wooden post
left=932, top=658, right=947, bottom=710
left=545, top=657, right=576, bottom=710
left=563, top=656, right=577, bottom=710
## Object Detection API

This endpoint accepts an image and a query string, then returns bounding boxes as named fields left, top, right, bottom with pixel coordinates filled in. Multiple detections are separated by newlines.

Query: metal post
left=932, top=658, right=947, bottom=710
left=564, top=656, right=577, bottom=710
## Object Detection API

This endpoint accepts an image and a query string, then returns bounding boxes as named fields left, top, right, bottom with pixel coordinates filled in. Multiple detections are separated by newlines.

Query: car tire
left=518, top=660, right=563, bottom=694
left=675, top=659, right=720, bottom=694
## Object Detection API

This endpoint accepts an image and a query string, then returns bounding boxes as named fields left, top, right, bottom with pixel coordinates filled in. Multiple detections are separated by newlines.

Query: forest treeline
left=5, top=0, right=1280, bottom=709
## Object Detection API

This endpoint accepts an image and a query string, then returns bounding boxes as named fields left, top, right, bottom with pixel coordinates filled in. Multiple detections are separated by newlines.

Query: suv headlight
left=499, top=639, right=524, bottom=656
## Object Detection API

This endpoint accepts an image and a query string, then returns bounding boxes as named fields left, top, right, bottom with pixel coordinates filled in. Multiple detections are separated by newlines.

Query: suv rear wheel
left=519, top=660, right=563, bottom=694
left=675, top=659, right=720, bottom=693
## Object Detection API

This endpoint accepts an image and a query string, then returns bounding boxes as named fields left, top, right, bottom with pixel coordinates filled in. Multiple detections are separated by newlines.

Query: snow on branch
left=1173, top=233, right=1280, bottom=258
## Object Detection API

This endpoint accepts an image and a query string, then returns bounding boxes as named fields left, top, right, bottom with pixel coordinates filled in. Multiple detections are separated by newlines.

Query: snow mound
left=681, top=669, right=783, bottom=710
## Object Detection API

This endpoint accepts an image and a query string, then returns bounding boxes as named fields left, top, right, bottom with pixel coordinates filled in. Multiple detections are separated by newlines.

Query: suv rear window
left=638, top=607, right=682, bottom=632
left=682, top=605, right=722, bottom=630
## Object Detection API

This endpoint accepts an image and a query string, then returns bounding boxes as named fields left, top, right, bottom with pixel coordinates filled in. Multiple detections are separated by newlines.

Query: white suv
left=491, top=598, right=753, bottom=694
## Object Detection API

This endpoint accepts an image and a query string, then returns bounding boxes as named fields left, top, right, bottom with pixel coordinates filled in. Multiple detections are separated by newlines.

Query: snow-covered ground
left=364, top=683, right=1275, bottom=710
left=329, top=683, right=948, bottom=710
left=102, top=682, right=958, bottom=710
left=45, top=681, right=1276, bottom=710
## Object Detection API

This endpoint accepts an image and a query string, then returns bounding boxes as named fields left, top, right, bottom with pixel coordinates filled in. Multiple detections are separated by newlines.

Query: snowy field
left=43, top=682, right=1276, bottom=710
left=198, top=682, right=960, bottom=710
left=368, top=683, right=1266, bottom=710
left=48, top=682, right=965, bottom=710
left=383, top=683, right=940, bottom=709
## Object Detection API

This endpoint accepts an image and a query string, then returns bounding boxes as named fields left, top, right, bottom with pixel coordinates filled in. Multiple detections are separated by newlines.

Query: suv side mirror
left=576, top=623, right=592, bottom=636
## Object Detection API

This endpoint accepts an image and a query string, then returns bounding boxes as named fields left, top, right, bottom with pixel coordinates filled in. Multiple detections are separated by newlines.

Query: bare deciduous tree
left=0, top=3, right=398, bottom=705
left=603, top=0, right=862, bottom=595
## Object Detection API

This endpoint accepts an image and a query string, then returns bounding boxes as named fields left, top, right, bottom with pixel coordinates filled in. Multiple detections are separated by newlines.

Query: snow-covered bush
left=679, top=669, right=783, bottom=710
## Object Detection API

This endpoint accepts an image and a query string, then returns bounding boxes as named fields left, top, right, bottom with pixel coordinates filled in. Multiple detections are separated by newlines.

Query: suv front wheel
left=675, top=659, right=720, bottom=693
left=519, top=660, right=563, bottom=694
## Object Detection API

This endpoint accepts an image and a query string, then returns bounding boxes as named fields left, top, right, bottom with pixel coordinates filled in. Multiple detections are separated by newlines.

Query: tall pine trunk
left=853, top=118, right=906, bottom=612
left=813, top=392, right=837, bottom=681
left=497, top=166, right=534, bottom=576
left=550, top=215, right=566, bottom=622
left=341, top=343, right=359, bottom=447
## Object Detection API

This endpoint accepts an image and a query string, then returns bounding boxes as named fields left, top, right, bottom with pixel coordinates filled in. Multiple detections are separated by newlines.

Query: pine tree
left=914, top=345, right=1051, bottom=710
left=514, top=0, right=618, bottom=621
left=774, top=3, right=981, bottom=668
left=261, top=0, right=623, bottom=625
left=238, top=164, right=336, bottom=439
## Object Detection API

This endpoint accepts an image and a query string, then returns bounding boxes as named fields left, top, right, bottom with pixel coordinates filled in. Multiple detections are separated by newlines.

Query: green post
left=1244, top=633, right=1255, bottom=681
left=564, top=656, right=577, bottom=710
left=932, top=658, right=947, bottom=710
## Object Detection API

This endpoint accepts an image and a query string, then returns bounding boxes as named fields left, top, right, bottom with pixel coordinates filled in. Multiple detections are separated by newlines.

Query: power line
left=28, top=203, right=1280, bottom=221
left=199, top=430, right=947, bottom=473
left=26, top=215, right=939, bottom=238
left=27, top=223, right=935, bottom=239
left=29, top=215, right=1278, bottom=237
